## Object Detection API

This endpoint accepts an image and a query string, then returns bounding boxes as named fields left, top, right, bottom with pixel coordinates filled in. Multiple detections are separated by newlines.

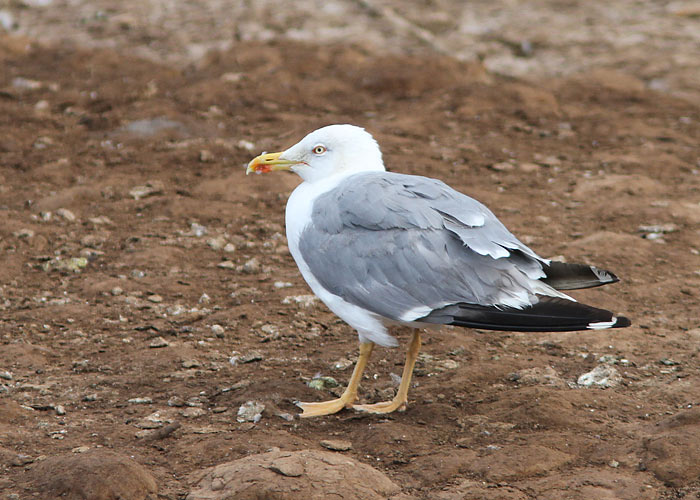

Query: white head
left=246, top=124, right=385, bottom=183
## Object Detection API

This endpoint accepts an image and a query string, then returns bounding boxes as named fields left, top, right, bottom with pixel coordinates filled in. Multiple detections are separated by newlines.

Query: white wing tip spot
left=587, top=317, right=619, bottom=330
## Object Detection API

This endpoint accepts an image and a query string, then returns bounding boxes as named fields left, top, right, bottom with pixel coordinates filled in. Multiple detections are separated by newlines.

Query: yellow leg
left=297, top=341, right=374, bottom=418
left=353, top=330, right=422, bottom=414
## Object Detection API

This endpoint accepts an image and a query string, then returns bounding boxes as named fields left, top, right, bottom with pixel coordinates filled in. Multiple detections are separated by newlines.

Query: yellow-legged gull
left=246, top=124, right=630, bottom=417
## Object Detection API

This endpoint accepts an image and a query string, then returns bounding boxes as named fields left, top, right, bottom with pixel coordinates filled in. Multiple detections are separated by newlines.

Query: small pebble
left=13, top=229, right=35, bottom=238
left=308, top=376, right=339, bottom=391
left=0, top=371, right=12, bottom=381
left=332, top=358, right=353, bottom=371
left=55, top=208, right=76, bottom=221
left=181, top=407, right=207, bottom=418
left=237, top=401, right=265, bottom=423
left=274, top=281, right=293, bottom=289
left=223, top=243, right=236, bottom=253
left=210, top=324, right=225, bottom=337
left=207, top=236, right=227, bottom=250
left=167, top=396, right=186, bottom=407
left=211, top=478, right=226, bottom=491
left=199, top=293, right=211, bottom=304
left=149, top=336, right=169, bottom=348
left=147, top=294, right=163, bottom=303
left=199, top=149, right=214, bottom=162
left=217, top=261, right=235, bottom=269
left=182, top=359, right=201, bottom=369
left=111, top=287, right=124, bottom=296
left=282, top=294, right=318, bottom=308
left=240, top=257, right=260, bottom=274
left=83, top=393, right=97, bottom=402
left=128, top=397, right=153, bottom=404
left=129, top=181, right=163, bottom=200
left=577, top=365, right=622, bottom=388
left=88, top=215, right=113, bottom=225
left=55, top=405, right=66, bottom=416
left=320, top=439, right=352, bottom=451
left=190, top=222, right=207, bottom=237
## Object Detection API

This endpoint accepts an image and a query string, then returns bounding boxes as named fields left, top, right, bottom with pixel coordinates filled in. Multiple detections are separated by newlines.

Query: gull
left=246, top=124, right=630, bottom=417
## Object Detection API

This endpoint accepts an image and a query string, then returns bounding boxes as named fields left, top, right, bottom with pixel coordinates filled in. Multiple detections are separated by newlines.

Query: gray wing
left=298, top=172, right=552, bottom=322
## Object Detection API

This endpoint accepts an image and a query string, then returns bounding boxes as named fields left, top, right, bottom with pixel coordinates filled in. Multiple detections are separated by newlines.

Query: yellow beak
left=246, top=151, right=297, bottom=175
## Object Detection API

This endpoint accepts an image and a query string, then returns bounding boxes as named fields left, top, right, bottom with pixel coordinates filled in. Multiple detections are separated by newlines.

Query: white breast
left=284, top=174, right=398, bottom=347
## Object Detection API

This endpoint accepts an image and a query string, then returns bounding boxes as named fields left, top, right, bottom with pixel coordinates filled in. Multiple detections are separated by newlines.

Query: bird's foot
left=296, top=397, right=353, bottom=418
left=352, top=397, right=407, bottom=414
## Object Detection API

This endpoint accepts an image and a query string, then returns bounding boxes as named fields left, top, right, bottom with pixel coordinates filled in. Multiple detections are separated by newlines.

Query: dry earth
left=1, top=1, right=700, bottom=499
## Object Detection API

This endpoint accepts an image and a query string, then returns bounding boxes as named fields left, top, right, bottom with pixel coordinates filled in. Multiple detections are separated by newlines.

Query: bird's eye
left=313, top=145, right=327, bottom=155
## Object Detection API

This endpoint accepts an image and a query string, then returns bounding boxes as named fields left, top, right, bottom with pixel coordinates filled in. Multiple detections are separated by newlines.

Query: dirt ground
left=1, top=1, right=700, bottom=499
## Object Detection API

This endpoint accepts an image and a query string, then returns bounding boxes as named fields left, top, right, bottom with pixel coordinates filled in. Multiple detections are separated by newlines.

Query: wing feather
left=299, top=172, right=554, bottom=322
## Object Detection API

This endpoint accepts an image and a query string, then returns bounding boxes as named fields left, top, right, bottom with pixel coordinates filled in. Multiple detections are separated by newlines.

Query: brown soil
left=1, top=12, right=699, bottom=500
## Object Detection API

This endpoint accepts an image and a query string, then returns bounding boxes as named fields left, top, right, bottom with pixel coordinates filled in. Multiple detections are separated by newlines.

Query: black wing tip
left=541, top=261, right=624, bottom=290
left=612, top=315, right=631, bottom=328
left=424, top=297, right=631, bottom=333
left=590, top=265, right=620, bottom=285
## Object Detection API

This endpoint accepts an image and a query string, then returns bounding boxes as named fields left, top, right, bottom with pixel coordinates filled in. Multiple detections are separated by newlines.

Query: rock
left=269, top=455, right=304, bottom=477
left=237, top=401, right=265, bottom=423
left=182, top=359, right=201, bottom=369
left=181, top=407, right=207, bottom=418
left=223, top=243, right=236, bottom=253
left=199, top=293, right=211, bottom=304
left=210, top=324, right=225, bottom=337
left=436, top=359, right=459, bottom=371
left=518, top=162, right=541, bottom=173
left=308, top=376, right=339, bottom=391
left=0, top=371, right=12, bottom=381
left=13, top=228, right=35, bottom=238
left=638, top=223, right=677, bottom=234
left=168, top=396, right=186, bottom=407
left=88, top=215, right=113, bottom=225
left=55, top=208, right=76, bottom=221
left=128, top=397, right=153, bottom=405
left=42, top=257, right=88, bottom=273
left=147, top=294, right=163, bottom=303
left=149, top=337, right=169, bottom=348
left=24, top=449, right=157, bottom=500
left=129, top=181, right=164, bottom=200
left=236, top=139, right=255, bottom=151
left=217, top=260, right=235, bottom=269
left=273, top=281, right=293, bottom=288
left=0, top=10, right=16, bottom=31
left=190, top=223, right=207, bottom=237
left=240, top=257, right=260, bottom=274
left=12, top=77, right=42, bottom=90
left=577, top=365, right=622, bottom=388
left=199, top=150, right=215, bottom=162
left=207, top=236, right=227, bottom=250
left=282, top=294, right=318, bottom=308
left=332, top=358, right=353, bottom=371
left=320, top=439, right=352, bottom=451
left=490, top=161, right=515, bottom=171
left=186, top=449, right=401, bottom=500
left=236, top=351, right=263, bottom=364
